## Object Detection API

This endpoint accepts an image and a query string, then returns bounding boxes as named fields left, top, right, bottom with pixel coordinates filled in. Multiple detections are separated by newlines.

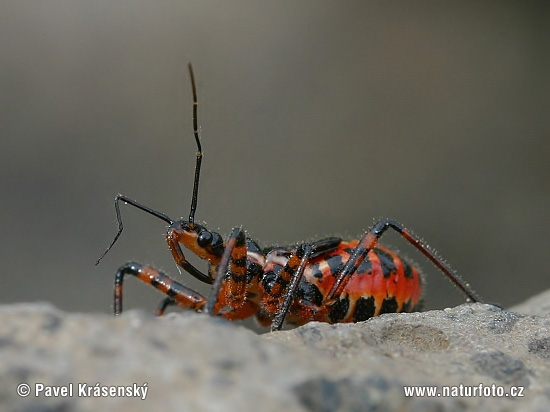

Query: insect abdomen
left=303, top=241, right=423, bottom=323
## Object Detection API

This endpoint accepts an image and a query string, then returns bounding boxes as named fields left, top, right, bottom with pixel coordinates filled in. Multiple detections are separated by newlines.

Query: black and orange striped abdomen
left=300, top=241, right=423, bottom=324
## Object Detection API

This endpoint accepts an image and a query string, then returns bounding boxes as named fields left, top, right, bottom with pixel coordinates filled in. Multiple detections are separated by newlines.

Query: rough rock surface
left=509, top=288, right=550, bottom=317
left=2, top=291, right=550, bottom=412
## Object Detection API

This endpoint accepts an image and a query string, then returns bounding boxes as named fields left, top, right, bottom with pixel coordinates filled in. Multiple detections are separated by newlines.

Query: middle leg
left=270, top=243, right=314, bottom=331
left=205, top=227, right=251, bottom=316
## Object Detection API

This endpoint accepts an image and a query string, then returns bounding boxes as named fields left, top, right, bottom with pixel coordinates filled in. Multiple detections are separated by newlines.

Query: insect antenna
left=95, top=195, right=174, bottom=266
left=187, top=63, right=203, bottom=226
left=96, top=65, right=202, bottom=265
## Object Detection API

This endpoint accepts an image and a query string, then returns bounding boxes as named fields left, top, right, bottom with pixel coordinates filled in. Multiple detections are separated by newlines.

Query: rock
left=509, top=288, right=550, bottom=317
left=1, top=292, right=550, bottom=412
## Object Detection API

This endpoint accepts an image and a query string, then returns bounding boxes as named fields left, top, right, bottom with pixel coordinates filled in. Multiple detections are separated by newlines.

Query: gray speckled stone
left=510, top=288, right=550, bottom=317
left=2, top=292, right=550, bottom=412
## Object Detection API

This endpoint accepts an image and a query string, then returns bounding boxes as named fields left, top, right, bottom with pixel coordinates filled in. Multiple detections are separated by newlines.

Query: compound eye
left=197, top=230, right=213, bottom=247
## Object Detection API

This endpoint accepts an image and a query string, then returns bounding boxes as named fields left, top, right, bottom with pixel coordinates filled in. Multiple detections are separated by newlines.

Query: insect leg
left=96, top=193, right=212, bottom=284
left=114, top=262, right=207, bottom=315
left=166, top=227, right=213, bottom=284
left=271, top=243, right=314, bottom=331
left=310, top=237, right=341, bottom=258
left=325, top=219, right=482, bottom=304
left=155, top=297, right=176, bottom=316
left=265, top=237, right=339, bottom=326
left=205, top=227, right=247, bottom=315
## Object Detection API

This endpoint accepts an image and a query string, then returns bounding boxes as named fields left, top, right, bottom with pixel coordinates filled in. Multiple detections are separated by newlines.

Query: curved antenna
left=95, top=195, right=174, bottom=266
left=187, top=63, right=203, bottom=225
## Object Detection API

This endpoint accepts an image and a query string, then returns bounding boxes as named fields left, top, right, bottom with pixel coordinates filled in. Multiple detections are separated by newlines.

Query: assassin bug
left=96, top=63, right=482, bottom=331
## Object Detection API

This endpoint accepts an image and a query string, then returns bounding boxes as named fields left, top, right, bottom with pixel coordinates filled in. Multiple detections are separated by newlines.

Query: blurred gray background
left=1, top=2, right=548, bottom=319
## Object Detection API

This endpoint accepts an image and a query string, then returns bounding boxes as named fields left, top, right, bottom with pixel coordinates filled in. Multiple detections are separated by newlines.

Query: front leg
left=156, top=297, right=176, bottom=316
left=166, top=225, right=214, bottom=284
left=114, top=262, right=207, bottom=315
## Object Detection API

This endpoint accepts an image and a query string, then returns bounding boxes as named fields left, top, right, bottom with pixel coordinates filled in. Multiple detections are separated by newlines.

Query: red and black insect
left=96, top=64, right=482, bottom=331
